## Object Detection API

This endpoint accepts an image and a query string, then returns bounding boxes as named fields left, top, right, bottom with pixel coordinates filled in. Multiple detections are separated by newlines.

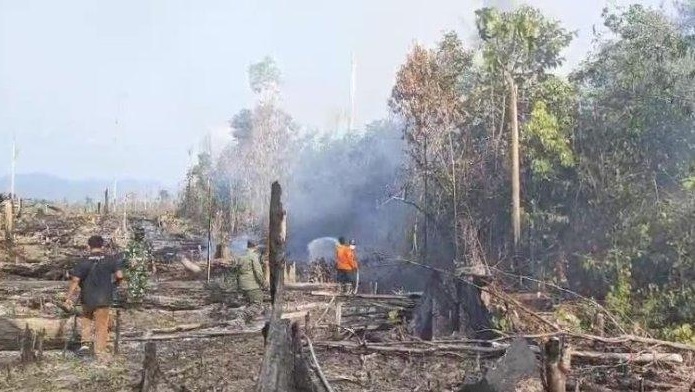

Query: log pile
left=309, top=292, right=420, bottom=333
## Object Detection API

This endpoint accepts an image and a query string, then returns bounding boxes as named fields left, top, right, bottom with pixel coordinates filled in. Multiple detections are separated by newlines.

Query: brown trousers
left=80, top=306, right=111, bottom=355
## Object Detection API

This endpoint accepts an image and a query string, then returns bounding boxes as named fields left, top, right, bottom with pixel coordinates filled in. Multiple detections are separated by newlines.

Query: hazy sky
left=0, top=0, right=663, bottom=186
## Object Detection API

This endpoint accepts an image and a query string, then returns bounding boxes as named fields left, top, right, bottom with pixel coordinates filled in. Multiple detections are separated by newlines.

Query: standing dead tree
left=3, top=200, right=13, bottom=242
left=255, top=182, right=325, bottom=392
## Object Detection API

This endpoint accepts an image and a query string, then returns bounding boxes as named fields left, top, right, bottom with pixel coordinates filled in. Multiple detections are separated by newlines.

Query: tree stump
left=542, top=337, right=570, bottom=392
left=138, top=342, right=159, bottom=392
left=20, top=325, right=36, bottom=364
left=410, top=271, right=492, bottom=340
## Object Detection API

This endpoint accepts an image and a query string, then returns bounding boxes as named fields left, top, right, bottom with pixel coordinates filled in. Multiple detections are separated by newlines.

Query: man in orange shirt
left=335, top=237, right=358, bottom=294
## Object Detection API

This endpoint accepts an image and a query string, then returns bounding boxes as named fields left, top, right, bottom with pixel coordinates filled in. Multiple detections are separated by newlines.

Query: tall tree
left=475, top=6, right=573, bottom=251
left=217, top=57, right=296, bottom=230
left=390, top=33, right=473, bottom=262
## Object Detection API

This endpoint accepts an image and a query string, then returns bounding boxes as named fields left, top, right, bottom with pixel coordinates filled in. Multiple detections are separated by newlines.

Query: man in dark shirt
left=64, top=235, right=124, bottom=359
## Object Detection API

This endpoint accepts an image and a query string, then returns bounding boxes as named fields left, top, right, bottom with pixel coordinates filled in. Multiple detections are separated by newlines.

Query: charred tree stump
left=542, top=337, right=570, bottom=392
left=36, top=329, right=45, bottom=360
left=19, top=325, right=36, bottom=364
left=410, top=271, right=492, bottom=340
left=255, top=182, right=326, bottom=392
left=138, top=342, right=159, bottom=392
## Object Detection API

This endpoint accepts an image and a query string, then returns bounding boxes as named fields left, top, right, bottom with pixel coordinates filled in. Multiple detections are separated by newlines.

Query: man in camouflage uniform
left=236, top=240, right=266, bottom=321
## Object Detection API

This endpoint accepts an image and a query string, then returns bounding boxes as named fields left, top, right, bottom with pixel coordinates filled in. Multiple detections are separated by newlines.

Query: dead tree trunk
left=103, top=188, right=109, bottom=216
left=268, top=181, right=286, bottom=306
left=255, top=182, right=325, bottom=392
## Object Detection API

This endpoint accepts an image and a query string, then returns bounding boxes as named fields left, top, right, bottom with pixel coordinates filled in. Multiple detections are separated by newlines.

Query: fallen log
left=285, top=282, right=339, bottom=291
left=491, top=332, right=695, bottom=353
left=122, top=329, right=262, bottom=342
left=570, top=350, right=683, bottom=364
left=309, top=291, right=420, bottom=300
left=314, top=340, right=503, bottom=356
left=311, top=340, right=685, bottom=364
left=283, top=302, right=330, bottom=313
left=122, top=322, right=231, bottom=337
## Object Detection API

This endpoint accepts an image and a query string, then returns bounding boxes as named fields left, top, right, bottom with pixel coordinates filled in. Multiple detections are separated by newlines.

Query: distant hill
left=0, top=173, right=173, bottom=203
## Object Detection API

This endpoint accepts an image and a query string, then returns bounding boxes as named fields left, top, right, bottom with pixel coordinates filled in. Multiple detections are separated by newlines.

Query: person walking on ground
left=237, top=240, right=266, bottom=321
left=64, top=235, right=124, bottom=360
left=335, top=237, right=358, bottom=294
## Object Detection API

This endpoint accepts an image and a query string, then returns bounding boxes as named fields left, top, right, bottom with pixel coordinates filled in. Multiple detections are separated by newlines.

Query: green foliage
left=491, top=312, right=514, bottom=333
left=475, top=6, right=574, bottom=79
left=605, top=263, right=632, bottom=320
left=248, top=56, right=281, bottom=95
left=124, top=235, right=151, bottom=303
left=662, top=323, right=695, bottom=344
left=554, top=306, right=584, bottom=332
left=524, top=101, right=574, bottom=179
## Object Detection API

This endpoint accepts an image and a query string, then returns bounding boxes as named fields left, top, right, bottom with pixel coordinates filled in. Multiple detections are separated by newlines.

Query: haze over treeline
left=179, top=2, right=695, bottom=343
left=0, top=173, right=169, bottom=203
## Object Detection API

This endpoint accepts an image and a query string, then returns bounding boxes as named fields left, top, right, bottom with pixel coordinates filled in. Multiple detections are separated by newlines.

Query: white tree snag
left=508, top=76, right=521, bottom=250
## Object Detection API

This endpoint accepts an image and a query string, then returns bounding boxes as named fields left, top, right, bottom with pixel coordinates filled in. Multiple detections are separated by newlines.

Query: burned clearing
left=0, top=195, right=693, bottom=392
